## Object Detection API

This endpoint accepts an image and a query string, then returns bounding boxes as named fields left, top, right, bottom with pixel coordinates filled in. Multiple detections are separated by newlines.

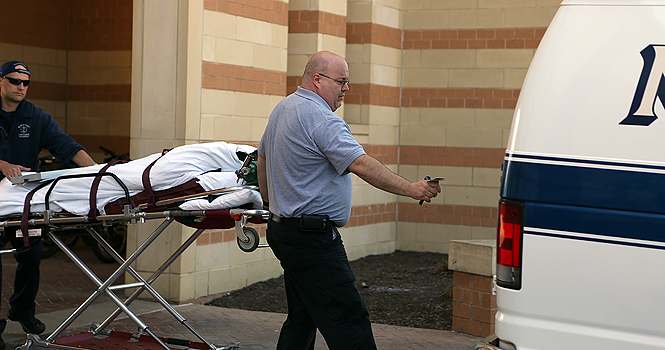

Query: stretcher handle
left=44, top=172, right=132, bottom=212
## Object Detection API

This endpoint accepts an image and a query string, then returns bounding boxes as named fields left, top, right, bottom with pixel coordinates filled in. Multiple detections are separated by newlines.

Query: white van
left=477, top=1, right=665, bottom=349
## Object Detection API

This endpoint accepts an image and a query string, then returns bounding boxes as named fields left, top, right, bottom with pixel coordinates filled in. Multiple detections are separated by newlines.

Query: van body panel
left=496, top=235, right=665, bottom=349
left=496, top=1, right=665, bottom=349
left=508, top=5, right=665, bottom=163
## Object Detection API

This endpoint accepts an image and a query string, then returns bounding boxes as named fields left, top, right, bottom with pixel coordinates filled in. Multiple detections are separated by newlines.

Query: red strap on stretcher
left=141, top=149, right=171, bottom=209
left=20, top=180, right=54, bottom=247
left=87, top=154, right=131, bottom=221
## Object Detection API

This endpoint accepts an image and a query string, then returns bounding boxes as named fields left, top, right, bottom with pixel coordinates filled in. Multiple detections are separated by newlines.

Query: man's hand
left=409, top=179, right=441, bottom=203
left=0, top=160, right=31, bottom=180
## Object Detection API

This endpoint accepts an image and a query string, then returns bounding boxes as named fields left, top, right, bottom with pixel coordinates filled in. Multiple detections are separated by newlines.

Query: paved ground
left=1, top=240, right=480, bottom=350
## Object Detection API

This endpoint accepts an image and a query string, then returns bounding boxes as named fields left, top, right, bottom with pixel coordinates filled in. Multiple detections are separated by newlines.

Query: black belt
left=270, top=214, right=301, bottom=226
left=271, top=214, right=336, bottom=229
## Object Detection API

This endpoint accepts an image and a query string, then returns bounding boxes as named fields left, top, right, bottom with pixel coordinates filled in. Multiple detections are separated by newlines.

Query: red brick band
left=196, top=200, right=498, bottom=246
left=403, top=27, right=546, bottom=50
left=399, top=203, right=498, bottom=227
left=345, top=84, right=401, bottom=107
left=26, top=82, right=131, bottom=102
left=25, top=82, right=67, bottom=101
left=203, top=61, right=287, bottom=96
left=346, top=23, right=402, bottom=49
left=204, top=0, right=288, bottom=26
left=344, top=83, right=519, bottom=110
left=346, top=24, right=546, bottom=50
left=68, top=84, right=131, bottom=102
left=400, top=146, right=504, bottom=168
left=402, top=87, right=519, bottom=109
left=289, top=10, right=346, bottom=37
left=68, top=0, right=133, bottom=51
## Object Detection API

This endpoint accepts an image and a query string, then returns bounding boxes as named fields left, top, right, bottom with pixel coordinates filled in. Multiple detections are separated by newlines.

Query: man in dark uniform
left=0, top=60, right=96, bottom=350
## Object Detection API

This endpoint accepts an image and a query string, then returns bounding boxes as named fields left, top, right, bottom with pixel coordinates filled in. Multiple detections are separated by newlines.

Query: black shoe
left=6, top=312, right=45, bottom=334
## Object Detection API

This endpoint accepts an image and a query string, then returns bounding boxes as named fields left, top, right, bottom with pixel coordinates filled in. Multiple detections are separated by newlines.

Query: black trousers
left=0, top=233, right=43, bottom=334
left=267, top=220, right=377, bottom=350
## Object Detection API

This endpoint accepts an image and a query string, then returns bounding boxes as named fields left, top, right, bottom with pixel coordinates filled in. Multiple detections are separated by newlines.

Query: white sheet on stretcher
left=0, top=142, right=262, bottom=217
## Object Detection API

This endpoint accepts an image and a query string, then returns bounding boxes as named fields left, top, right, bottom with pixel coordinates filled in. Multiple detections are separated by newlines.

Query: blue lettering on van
left=620, top=44, right=665, bottom=126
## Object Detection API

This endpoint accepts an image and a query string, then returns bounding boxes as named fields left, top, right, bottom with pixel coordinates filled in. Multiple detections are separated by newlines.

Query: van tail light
left=496, top=200, right=523, bottom=290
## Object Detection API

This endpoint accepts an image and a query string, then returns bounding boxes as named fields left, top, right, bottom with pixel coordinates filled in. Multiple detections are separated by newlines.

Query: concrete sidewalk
left=2, top=241, right=479, bottom=349
left=4, top=300, right=479, bottom=350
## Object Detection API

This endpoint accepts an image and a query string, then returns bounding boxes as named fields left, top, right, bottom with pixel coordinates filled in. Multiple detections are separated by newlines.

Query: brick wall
left=452, top=271, right=497, bottom=338
left=0, top=1, right=133, bottom=159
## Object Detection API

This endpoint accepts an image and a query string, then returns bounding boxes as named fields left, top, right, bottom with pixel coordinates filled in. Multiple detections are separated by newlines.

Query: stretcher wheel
left=237, top=227, right=260, bottom=252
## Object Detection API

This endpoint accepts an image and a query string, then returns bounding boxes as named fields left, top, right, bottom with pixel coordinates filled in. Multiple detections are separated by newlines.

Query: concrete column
left=128, top=0, right=203, bottom=301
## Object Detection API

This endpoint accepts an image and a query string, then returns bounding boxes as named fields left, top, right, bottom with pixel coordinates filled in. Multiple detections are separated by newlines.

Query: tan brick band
left=403, top=27, right=546, bottom=50
left=400, top=146, right=504, bottom=168
left=452, top=271, right=497, bottom=338
left=346, top=23, right=402, bottom=49
left=203, top=61, right=287, bottom=96
left=204, top=0, right=288, bottom=26
left=289, top=10, right=346, bottom=37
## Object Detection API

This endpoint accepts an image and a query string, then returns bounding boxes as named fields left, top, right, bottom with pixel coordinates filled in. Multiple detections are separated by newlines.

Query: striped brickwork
left=0, top=0, right=132, bottom=159
left=286, top=1, right=348, bottom=100
left=6, top=1, right=563, bottom=302
left=200, top=0, right=289, bottom=143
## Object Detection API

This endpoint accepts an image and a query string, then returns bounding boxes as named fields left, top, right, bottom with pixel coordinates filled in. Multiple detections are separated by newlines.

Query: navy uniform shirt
left=0, top=99, right=85, bottom=179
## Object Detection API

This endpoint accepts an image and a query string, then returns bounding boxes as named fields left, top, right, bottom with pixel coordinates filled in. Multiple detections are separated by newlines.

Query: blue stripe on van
left=501, top=157, right=665, bottom=214
left=523, top=202, right=665, bottom=244
left=507, top=153, right=665, bottom=172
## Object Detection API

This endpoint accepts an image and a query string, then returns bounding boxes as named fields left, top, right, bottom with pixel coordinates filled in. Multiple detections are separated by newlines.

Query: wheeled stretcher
left=0, top=142, right=270, bottom=350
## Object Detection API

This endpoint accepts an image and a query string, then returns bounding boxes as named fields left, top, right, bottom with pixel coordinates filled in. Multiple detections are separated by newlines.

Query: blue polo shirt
left=0, top=99, right=85, bottom=179
left=259, top=87, right=366, bottom=227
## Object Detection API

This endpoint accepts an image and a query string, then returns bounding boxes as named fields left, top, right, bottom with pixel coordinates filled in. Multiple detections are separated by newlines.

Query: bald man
left=257, top=51, right=440, bottom=350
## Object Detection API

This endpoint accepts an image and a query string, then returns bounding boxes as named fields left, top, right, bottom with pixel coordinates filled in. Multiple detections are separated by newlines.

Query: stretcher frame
left=0, top=172, right=270, bottom=350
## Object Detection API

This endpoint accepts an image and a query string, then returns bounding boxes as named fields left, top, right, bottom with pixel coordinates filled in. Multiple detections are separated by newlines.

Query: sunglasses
left=2, top=76, right=30, bottom=86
